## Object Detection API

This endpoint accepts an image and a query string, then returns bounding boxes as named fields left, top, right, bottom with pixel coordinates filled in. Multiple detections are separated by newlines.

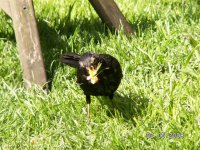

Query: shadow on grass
left=37, top=11, right=159, bottom=90
left=98, top=92, right=149, bottom=123
left=0, top=13, right=15, bottom=41
left=1, top=5, right=156, bottom=93
left=131, top=15, right=156, bottom=36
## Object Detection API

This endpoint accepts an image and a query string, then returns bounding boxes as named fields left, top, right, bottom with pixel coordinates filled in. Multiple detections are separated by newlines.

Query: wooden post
left=0, top=0, right=12, bottom=17
left=0, top=0, right=47, bottom=88
left=89, top=0, right=134, bottom=35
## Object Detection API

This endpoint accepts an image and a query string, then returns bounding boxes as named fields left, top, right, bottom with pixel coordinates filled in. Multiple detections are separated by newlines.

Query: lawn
left=0, top=0, right=199, bottom=149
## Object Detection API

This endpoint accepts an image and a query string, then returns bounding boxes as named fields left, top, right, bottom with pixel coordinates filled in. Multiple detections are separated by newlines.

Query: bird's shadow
left=98, top=92, right=149, bottom=123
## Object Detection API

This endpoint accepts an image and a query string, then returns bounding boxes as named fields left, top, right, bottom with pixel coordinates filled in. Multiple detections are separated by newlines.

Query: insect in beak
left=86, top=63, right=102, bottom=84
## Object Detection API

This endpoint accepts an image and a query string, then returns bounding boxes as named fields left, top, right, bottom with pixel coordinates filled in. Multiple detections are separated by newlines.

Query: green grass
left=0, top=0, right=200, bottom=149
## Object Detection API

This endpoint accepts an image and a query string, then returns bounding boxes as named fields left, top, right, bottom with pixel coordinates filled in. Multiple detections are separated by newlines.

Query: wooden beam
left=89, top=0, right=134, bottom=35
left=9, top=0, right=47, bottom=88
left=0, top=0, right=12, bottom=17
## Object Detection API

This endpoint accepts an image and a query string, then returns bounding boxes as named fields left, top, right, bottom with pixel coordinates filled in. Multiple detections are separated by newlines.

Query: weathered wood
left=89, top=0, right=133, bottom=35
left=0, top=0, right=12, bottom=17
left=9, top=0, right=47, bottom=88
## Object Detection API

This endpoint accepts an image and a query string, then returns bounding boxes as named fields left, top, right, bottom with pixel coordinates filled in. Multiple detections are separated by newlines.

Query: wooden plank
left=0, top=0, right=12, bottom=17
left=89, top=0, right=134, bottom=35
left=9, top=0, right=47, bottom=88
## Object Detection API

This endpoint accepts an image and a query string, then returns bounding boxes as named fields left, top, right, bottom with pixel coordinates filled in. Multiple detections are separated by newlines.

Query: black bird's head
left=78, top=52, right=101, bottom=84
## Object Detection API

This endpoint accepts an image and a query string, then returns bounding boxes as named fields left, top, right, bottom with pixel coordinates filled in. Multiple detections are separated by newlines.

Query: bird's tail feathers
left=61, top=53, right=81, bottom=68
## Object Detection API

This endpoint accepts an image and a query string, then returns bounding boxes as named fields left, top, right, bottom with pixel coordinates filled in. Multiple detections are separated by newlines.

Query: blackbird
left=61, top=52, right=123, bottom=119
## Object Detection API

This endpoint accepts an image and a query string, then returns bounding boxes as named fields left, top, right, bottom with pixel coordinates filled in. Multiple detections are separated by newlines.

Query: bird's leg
left=86, top=95, right=91, bottom=121
left=109, top=94, right=115, bottom=110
